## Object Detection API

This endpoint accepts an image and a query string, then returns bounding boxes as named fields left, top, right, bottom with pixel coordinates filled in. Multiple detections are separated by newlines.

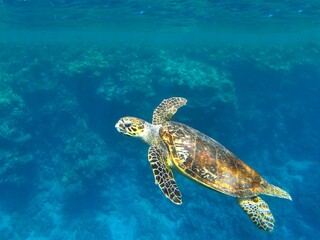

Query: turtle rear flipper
left=237, top=196, right=275, bottom=232
left=148, top=146, right=182, bottom=204
left=262, top=183, right=292, bottom=201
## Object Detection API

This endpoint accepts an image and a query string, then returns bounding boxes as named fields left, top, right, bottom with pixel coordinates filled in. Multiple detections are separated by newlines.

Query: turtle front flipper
left=148, top=146, right=182, bottom=204
left=237, top=196, right=275, bottom=232
left=152, top=97, right=187, bottom=125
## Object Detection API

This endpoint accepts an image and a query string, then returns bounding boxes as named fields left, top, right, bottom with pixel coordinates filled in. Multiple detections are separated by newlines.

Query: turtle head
left=115, top=117, right=146, bottom=137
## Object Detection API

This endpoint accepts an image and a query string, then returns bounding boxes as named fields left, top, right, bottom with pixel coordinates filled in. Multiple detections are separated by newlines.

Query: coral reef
left=0, top=40, right=319, bottom=239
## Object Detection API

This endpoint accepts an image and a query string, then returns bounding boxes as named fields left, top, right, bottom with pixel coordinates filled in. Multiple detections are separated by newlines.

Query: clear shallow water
left=1, top=0, right=320, bottom=32
left=0, top=1, right=319, bottom=240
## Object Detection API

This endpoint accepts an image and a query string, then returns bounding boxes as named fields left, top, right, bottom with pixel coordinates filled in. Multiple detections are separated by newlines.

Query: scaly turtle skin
left=115, top=97, right=292, bottom=232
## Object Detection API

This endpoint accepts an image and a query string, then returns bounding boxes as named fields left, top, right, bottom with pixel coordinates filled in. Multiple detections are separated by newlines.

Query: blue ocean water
left=0, top=0, right=320, bottom=239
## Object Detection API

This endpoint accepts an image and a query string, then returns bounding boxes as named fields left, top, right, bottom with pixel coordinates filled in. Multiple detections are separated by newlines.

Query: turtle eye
left=124, top=121, right=132, bottom=128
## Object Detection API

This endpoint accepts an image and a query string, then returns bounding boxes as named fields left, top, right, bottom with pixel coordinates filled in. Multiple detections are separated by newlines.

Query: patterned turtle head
left=115, top=117, right=146, bottom=137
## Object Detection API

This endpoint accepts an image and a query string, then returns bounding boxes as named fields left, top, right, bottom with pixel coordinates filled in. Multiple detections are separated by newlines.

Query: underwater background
left=0, top=0, right=320, bottom=239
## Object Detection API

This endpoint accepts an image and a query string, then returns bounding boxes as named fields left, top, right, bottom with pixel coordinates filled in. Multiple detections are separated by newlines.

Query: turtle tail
left=262, top=183, right=292, bottom=201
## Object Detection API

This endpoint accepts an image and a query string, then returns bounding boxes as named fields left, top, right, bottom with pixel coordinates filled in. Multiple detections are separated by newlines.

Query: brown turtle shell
left=160, top=121, right=268, bottom=198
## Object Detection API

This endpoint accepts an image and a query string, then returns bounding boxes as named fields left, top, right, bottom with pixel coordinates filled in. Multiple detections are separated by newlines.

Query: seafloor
left=0, top=40, right=319, bottom=239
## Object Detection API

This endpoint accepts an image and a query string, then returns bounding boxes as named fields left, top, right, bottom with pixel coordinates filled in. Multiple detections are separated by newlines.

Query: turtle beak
left=115, top=118, right=130, bottom=135
left=115, top=119, right=124, bottom=133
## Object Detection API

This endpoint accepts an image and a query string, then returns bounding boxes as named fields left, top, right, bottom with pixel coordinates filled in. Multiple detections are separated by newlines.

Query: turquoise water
left=0, top=1, right=319, bottom=239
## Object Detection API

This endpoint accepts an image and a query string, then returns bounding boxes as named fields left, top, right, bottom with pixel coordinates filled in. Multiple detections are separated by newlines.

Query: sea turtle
left=115, top=97, right=291, bottom=232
